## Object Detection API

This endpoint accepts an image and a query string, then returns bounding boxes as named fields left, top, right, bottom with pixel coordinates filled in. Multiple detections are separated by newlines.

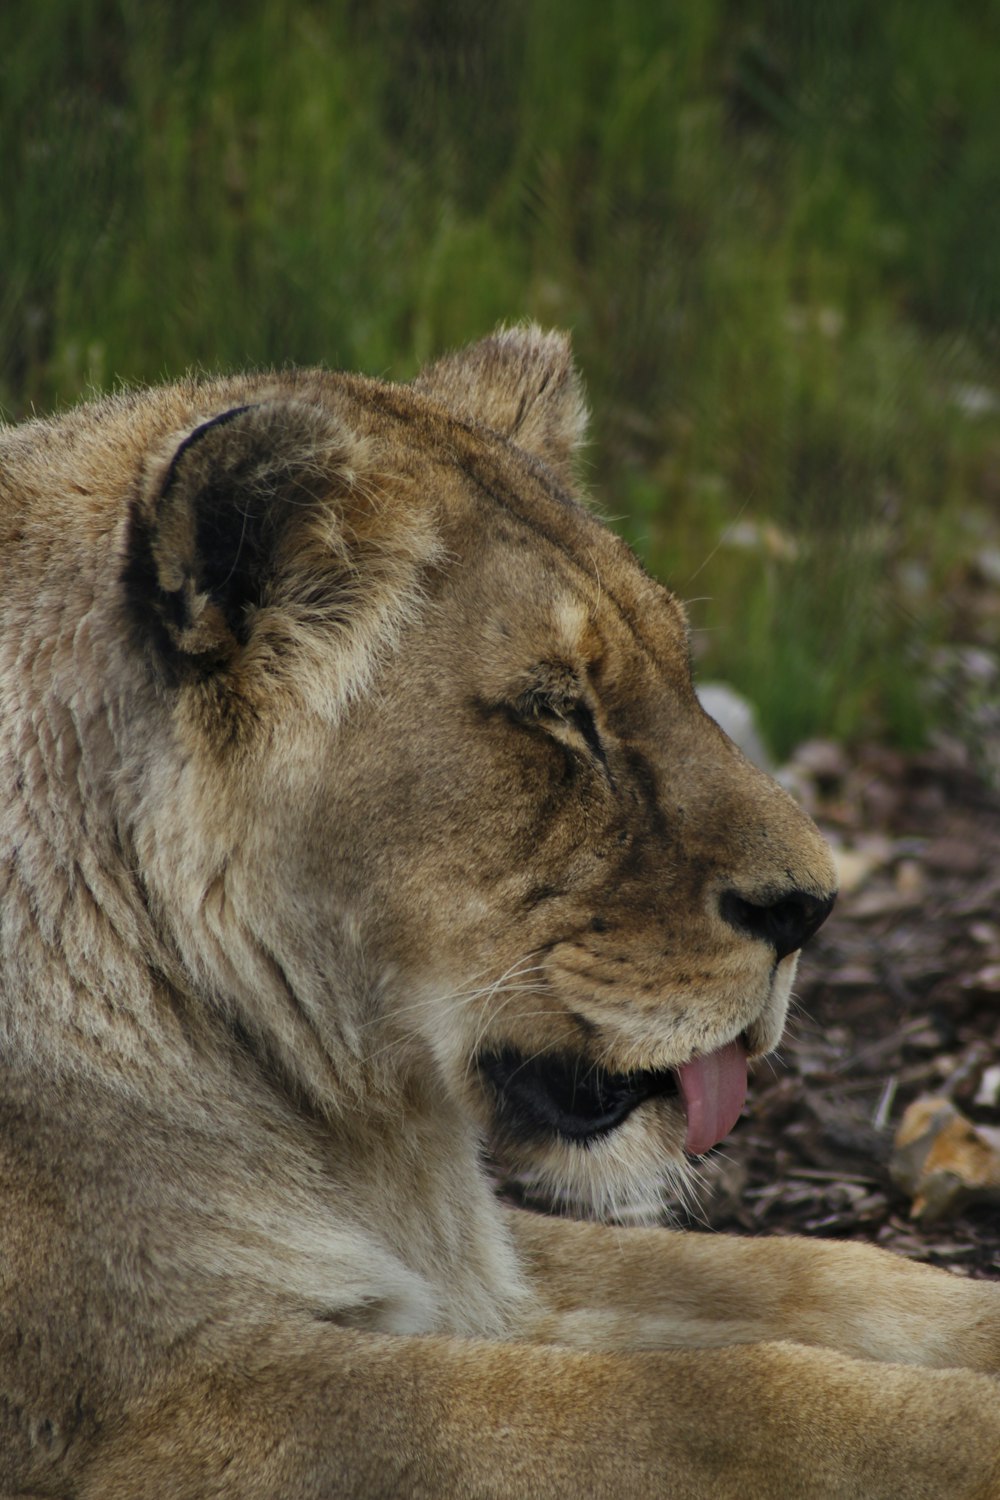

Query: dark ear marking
left=123, top=403, right=265, bottom=673
left=123, top=398, right=358, bottom=676
left=158, top=405, right=256, bottom=503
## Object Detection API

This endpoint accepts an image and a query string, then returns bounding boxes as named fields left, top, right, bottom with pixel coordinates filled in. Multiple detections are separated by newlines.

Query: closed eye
left=510, top=691, right=611, bottom=781
left=562, top=700, right=609, bottom=773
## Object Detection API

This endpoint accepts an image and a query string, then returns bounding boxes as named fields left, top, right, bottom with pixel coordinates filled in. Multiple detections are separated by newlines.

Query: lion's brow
left=452, top=453, right=687, bottom=672
left=348, top=378, right=688, bottom=670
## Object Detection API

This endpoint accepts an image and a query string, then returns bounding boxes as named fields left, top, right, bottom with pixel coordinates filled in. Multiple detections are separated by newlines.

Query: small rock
left=697, top=683, right=772, bottom=771
left=974, top=1064, right=1000, bottom=1110
left=974, top=546, right=1000, bottom=587
left=791, top=738, right=849, bottom=783
left=961, top=963, right=1000, bottom=994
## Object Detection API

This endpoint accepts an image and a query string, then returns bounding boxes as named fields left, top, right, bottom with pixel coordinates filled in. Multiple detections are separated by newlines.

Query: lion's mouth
left=478, top=1048, right=679, bottom=1144
left=479, top=1039, right=748, bottom=1153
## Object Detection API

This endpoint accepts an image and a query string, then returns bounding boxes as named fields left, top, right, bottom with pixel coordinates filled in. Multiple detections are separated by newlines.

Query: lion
left=1, top=326, right=998, bottom=1499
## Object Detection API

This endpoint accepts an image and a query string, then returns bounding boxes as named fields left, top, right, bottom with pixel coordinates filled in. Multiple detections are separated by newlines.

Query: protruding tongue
left=676, top=1040, right=748, bottom=1155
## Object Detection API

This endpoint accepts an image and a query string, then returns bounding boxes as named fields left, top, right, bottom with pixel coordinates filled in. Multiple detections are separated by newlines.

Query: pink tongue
left=676, top=1040, right=748, bottom=1155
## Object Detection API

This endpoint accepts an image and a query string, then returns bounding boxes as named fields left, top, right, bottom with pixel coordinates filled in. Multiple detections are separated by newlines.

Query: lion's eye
left=562, top=700, right=606, bottom=767
left=513, top=691, right=608, bottom=773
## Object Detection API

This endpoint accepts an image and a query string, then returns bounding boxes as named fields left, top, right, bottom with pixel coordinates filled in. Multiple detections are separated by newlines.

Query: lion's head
left=5, top=327, right=836, bottom=1223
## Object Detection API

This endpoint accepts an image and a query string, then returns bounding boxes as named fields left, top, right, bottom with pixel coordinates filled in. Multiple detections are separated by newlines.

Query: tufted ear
left=124, top=399, right=365, bottom=672
left=411, top=325, right=588, bottom=485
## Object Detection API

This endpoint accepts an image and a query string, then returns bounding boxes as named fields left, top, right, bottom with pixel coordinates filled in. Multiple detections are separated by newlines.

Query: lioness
left=1, top=327, right=998, bottom=1499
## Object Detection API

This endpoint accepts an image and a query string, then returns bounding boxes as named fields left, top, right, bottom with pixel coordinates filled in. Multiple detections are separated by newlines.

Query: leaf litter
left=685, top=740, right=1000, bottom=1280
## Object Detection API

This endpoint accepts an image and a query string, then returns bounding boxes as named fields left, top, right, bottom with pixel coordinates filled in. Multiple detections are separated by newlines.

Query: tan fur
left=1, top=328, right=997, bottom=1499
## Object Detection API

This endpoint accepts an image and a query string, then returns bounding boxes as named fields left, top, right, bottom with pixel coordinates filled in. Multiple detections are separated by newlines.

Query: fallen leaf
left=891, top=1096, right=1000, bottom=1224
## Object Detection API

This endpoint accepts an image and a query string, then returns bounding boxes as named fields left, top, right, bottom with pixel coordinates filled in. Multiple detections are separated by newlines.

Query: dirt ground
left=689, top=739, right=1000, bottom=1280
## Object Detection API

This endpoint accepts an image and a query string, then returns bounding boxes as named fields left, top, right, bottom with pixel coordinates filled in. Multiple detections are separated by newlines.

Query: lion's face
left=305, top=447, right=835, bottom=1218
left=93, top=328, right=836, bottom=1221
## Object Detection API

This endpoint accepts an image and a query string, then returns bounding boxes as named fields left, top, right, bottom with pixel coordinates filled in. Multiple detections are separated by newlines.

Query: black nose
left=720, top=888, right=836, bottom=962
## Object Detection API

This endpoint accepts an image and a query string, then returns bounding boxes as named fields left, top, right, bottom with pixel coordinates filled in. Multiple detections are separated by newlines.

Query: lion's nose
left=719, top=888, right=836, bottom=962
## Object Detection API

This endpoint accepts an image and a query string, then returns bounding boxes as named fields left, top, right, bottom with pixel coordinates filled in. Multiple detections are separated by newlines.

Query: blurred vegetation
left=3, top=0, right=1000, bottom=756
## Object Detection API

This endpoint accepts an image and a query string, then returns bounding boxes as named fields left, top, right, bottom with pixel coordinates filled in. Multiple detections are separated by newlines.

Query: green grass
left=3, top=0, right=1000, bottom=758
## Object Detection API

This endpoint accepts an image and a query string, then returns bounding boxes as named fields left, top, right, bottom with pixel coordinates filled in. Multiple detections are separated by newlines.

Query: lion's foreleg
left=508, top=1210, right=1000, bottom=1374
left=61, top=1324, right=1000, bottom=1500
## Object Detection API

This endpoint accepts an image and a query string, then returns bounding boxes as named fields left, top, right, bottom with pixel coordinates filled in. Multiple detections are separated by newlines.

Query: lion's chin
left=478, top=1047, right=680, bottom=1144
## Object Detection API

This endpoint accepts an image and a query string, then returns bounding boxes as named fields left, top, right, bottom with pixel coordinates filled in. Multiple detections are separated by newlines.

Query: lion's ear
left=125, top=399, right=362, bottom=671
left=412, top=325, right=588, bottom=484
